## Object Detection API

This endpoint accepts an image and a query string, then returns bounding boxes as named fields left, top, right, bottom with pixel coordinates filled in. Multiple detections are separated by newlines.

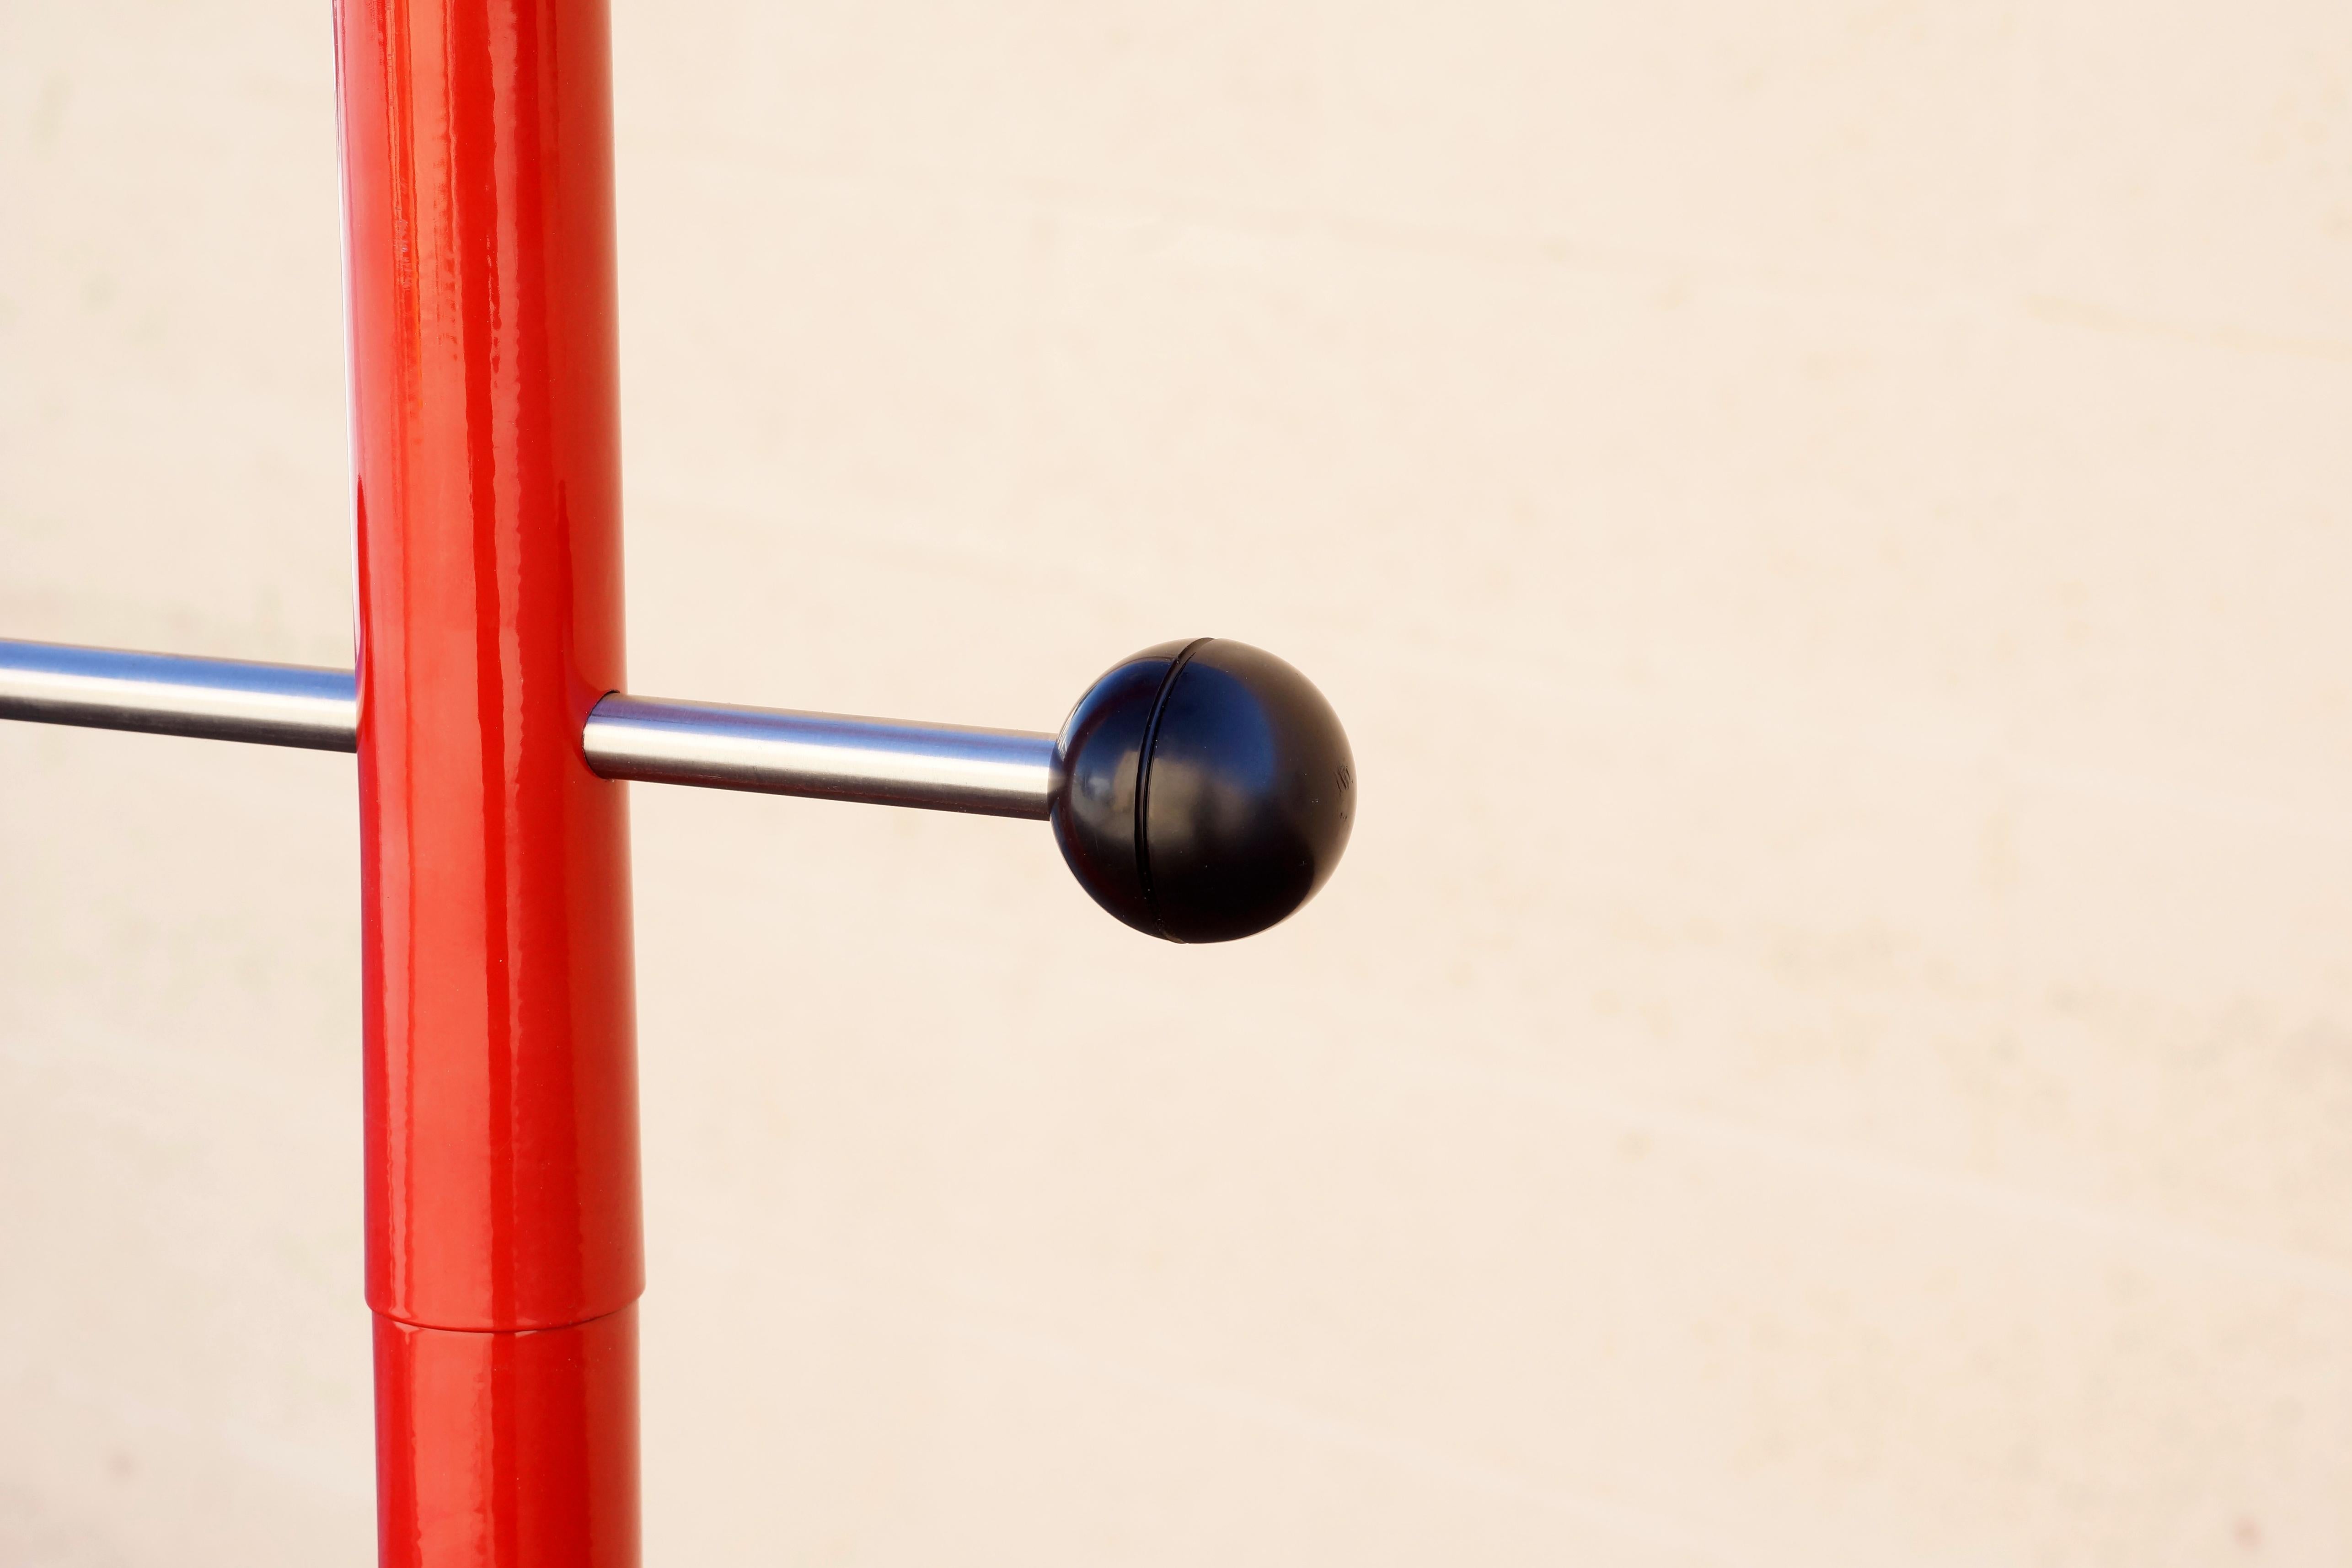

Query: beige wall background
left=5, top=1, right=2351, bottom=1563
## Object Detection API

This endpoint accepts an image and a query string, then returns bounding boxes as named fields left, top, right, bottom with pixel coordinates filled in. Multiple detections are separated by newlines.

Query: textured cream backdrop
left=5, top=2, right=2352, bottom=1563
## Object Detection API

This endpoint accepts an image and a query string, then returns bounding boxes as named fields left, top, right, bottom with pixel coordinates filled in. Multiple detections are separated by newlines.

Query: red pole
left=336, top=1, right=641, bottom=1563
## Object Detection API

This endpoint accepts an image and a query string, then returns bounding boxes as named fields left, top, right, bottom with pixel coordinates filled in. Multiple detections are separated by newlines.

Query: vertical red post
left=336, top=1, right=641, bottom=1563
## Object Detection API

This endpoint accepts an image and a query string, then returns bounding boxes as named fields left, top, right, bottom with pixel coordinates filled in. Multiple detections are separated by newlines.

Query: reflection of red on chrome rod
left=338, top=1, right=641, bottom=1561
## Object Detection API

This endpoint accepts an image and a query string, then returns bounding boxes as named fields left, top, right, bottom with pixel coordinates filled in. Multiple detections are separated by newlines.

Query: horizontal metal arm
left=0, top=638, right=358, bottom=751
left=0, top=638, right=1058, bottom=820
left=584, top=696, right=1053, bottom=819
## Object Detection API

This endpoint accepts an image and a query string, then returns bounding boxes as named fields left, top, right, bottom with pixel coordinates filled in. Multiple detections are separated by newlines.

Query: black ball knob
left=1051, top=638, right=1355, bottom=943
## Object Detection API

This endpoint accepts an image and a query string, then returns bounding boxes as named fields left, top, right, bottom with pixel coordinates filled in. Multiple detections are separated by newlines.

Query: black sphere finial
left=1051, top=639, right=1354, bottom=943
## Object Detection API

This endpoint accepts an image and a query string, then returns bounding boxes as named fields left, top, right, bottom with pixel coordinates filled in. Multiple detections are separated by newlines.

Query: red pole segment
left=337, top=0, right=640, bottom=1562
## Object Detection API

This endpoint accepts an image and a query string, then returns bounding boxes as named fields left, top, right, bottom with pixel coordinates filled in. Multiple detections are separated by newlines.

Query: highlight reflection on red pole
left=337, top=0, right=641, bottom=1561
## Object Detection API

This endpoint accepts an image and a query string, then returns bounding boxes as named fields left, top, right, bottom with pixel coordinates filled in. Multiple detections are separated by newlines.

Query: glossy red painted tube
left=337, top=0, right=641, bottom=1562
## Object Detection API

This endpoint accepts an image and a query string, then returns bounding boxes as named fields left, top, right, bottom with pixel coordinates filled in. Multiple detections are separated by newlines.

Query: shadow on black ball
left=1051, top=638, right=1353, bottom=943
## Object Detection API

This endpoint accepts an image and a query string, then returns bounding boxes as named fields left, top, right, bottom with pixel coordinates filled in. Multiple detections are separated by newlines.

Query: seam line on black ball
left=1134, top=637, right=1213, bottom=942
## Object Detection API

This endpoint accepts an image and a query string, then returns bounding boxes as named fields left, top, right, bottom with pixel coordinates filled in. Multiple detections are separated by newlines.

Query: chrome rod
left=0, top=638, right=357, bottom=751
left=583, top=695, right=1055, bottom=819
left=0, top=638, right=1058, bottom=819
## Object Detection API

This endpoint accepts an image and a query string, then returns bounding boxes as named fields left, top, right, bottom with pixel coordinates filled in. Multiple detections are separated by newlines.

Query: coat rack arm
left=583, top=694, right=1056, bottom=819
left=0, top=637, right=357, bottom=751
left=0, top=633, right=1357, bottom=943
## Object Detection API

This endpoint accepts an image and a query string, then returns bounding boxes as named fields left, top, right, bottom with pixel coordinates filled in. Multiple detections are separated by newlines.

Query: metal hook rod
left=0, top=638, right=1057, bottom=820
left=0, top=637, right=358, bottom=751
